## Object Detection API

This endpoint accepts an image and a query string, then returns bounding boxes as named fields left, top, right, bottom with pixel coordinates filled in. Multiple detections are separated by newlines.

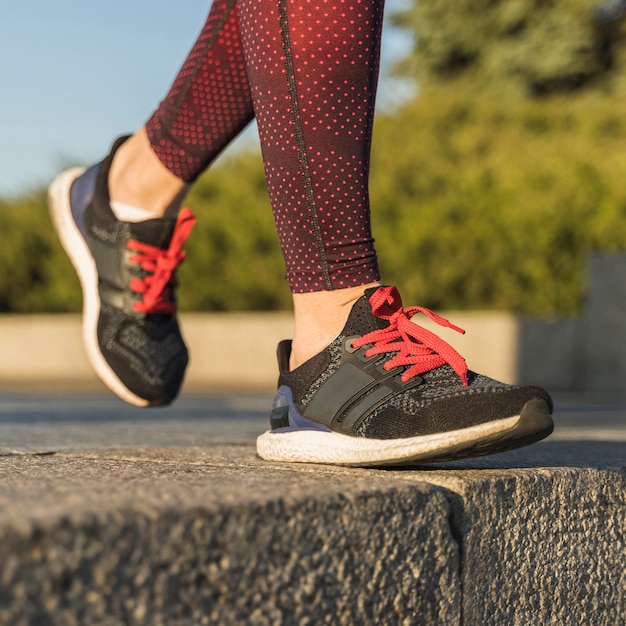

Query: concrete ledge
left=422, top=448, right=626, bottom=624
left=0, top=446, right=459, bottom=625
left=0, top=442, right=624, bottom=625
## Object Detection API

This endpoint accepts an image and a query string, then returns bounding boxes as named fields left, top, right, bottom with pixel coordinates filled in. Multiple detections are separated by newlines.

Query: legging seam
left=159, top=0, right=240, bottom=132
left=278, top=0, right=332, bottom=290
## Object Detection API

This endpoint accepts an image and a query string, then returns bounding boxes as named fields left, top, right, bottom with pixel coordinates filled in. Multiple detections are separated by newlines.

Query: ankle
left=289, top=282, right=381, bottom=370
left=108, top=128, right=189, bottom=218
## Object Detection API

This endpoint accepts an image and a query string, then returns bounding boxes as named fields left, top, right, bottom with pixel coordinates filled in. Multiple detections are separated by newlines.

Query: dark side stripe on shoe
left=301, top=337, right=423, bottom=435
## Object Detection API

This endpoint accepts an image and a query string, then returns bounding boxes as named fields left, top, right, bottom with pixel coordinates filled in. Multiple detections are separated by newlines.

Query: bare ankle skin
left=108, top=127, right=190, bottom=218
left=289, top=281, right=382, bottom=370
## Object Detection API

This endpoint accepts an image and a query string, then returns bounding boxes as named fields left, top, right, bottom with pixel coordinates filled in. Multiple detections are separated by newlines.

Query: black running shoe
left=48, top=138, right=195, bottom=406
left=257, top=286, right=554, bottom=466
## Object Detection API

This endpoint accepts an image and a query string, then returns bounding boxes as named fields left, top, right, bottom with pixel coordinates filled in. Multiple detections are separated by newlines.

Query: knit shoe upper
left=48, top=138, right=195, bottom=406
left=257, top=286, right=554, bottom=466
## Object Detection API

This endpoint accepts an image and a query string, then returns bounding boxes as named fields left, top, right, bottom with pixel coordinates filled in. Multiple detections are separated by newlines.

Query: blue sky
left=0, top=1, right=411, bottom=198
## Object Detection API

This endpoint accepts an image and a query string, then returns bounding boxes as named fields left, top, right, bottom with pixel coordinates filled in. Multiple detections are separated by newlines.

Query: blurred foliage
left=370, top=85, right=626, bottom=314
left=0, top=191, right=82, bottom=312
left=3, top=87, right=626, bottom=316
left=0, top=151, right=292, bottom=314
left=177, top=151, right=292, bottom=311
left=392, top=0, right=626, bottom=96
left=2, top=0, right=626, bottom=314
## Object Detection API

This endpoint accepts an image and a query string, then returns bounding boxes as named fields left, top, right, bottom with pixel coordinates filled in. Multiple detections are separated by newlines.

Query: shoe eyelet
left=377, top=361, right=399, bottom=376
left=394, top=373, right=423, bottom=387
left=344, top=336, right=364, bottom=354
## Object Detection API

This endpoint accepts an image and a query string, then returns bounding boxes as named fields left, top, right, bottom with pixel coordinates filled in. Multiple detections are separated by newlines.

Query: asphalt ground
left=0, top=390, right=625, bottom=455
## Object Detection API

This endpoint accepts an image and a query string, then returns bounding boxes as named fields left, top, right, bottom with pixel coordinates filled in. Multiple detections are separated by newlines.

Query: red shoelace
left=352, top=286, right=469, bottom=386
left=127, top=208, right=197, bottom=314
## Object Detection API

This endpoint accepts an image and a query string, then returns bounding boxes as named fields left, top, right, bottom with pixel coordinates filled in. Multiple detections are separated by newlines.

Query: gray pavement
left=1, top=390, right=626, bottom=454
left=0, top=391, right=272, bottom=453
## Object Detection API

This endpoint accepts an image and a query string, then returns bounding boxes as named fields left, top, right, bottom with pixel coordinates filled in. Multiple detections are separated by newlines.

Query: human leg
left=239, top=0, right=553, bottom=464
left=236, top=0, right=384, bottom=367
left=107, top=128, right=189, bottom=219
left=110, top=0, right=255, bottom=218
left=48, top=0, right=555, bottom=462
left=48, top=0, right=255, bottom=406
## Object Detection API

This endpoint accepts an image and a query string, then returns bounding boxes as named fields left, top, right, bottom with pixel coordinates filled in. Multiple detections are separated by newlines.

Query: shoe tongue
left=343, top=288, right=390, bottom=337
left=364, top=286, right=381, bottom=299
left=128, top=217, right=178, bottom=248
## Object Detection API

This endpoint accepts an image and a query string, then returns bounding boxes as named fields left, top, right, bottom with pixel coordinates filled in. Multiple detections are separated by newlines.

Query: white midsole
left=48, top=168, right=148, bottom=407
left=256, top=414, right=520, bottom=466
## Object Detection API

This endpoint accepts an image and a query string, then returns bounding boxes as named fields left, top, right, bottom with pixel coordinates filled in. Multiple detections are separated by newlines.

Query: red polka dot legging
left=146, top=0, right=383, bottom=293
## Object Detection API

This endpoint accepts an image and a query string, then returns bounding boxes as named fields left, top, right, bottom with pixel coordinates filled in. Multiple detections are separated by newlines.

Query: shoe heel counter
left=69, top=164, right=99, bottom=239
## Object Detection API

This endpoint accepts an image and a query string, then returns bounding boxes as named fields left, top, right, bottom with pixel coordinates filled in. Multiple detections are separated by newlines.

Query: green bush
left=0, top=151, right=291, bottom=314
left=2, top=87, right=626, bottom=316
left=369, top=85, right=626, bottom=314
left=0, top=191, right=81, bottom=313
left=178, top=149, right=292, bottom=311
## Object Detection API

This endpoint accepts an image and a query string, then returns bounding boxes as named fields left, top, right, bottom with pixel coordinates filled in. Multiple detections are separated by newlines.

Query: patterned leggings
left=145, top=0, right=384, bottom=293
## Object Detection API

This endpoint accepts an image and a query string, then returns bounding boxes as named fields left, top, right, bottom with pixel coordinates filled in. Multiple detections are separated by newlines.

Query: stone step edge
left=0, top=447, right=624, bottom=624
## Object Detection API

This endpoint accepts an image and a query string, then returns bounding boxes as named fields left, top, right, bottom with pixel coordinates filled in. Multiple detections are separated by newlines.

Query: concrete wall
left=0, top=312, right=587, bottom=392
left=1, top=253, right=625, bottom=393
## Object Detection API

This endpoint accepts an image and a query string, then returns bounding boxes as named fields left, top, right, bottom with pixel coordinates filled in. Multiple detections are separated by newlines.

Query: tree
left=391, top=0, right=626, bottom=96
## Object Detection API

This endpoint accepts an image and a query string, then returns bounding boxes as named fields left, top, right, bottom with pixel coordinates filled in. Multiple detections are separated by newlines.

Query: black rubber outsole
left=370, top=398, right=554, bottom=468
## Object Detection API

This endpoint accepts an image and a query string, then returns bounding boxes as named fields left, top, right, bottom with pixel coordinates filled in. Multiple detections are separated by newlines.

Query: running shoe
left=257, top=285, right=554, bottom=466
left=48, top=137, right=195, bottom=406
